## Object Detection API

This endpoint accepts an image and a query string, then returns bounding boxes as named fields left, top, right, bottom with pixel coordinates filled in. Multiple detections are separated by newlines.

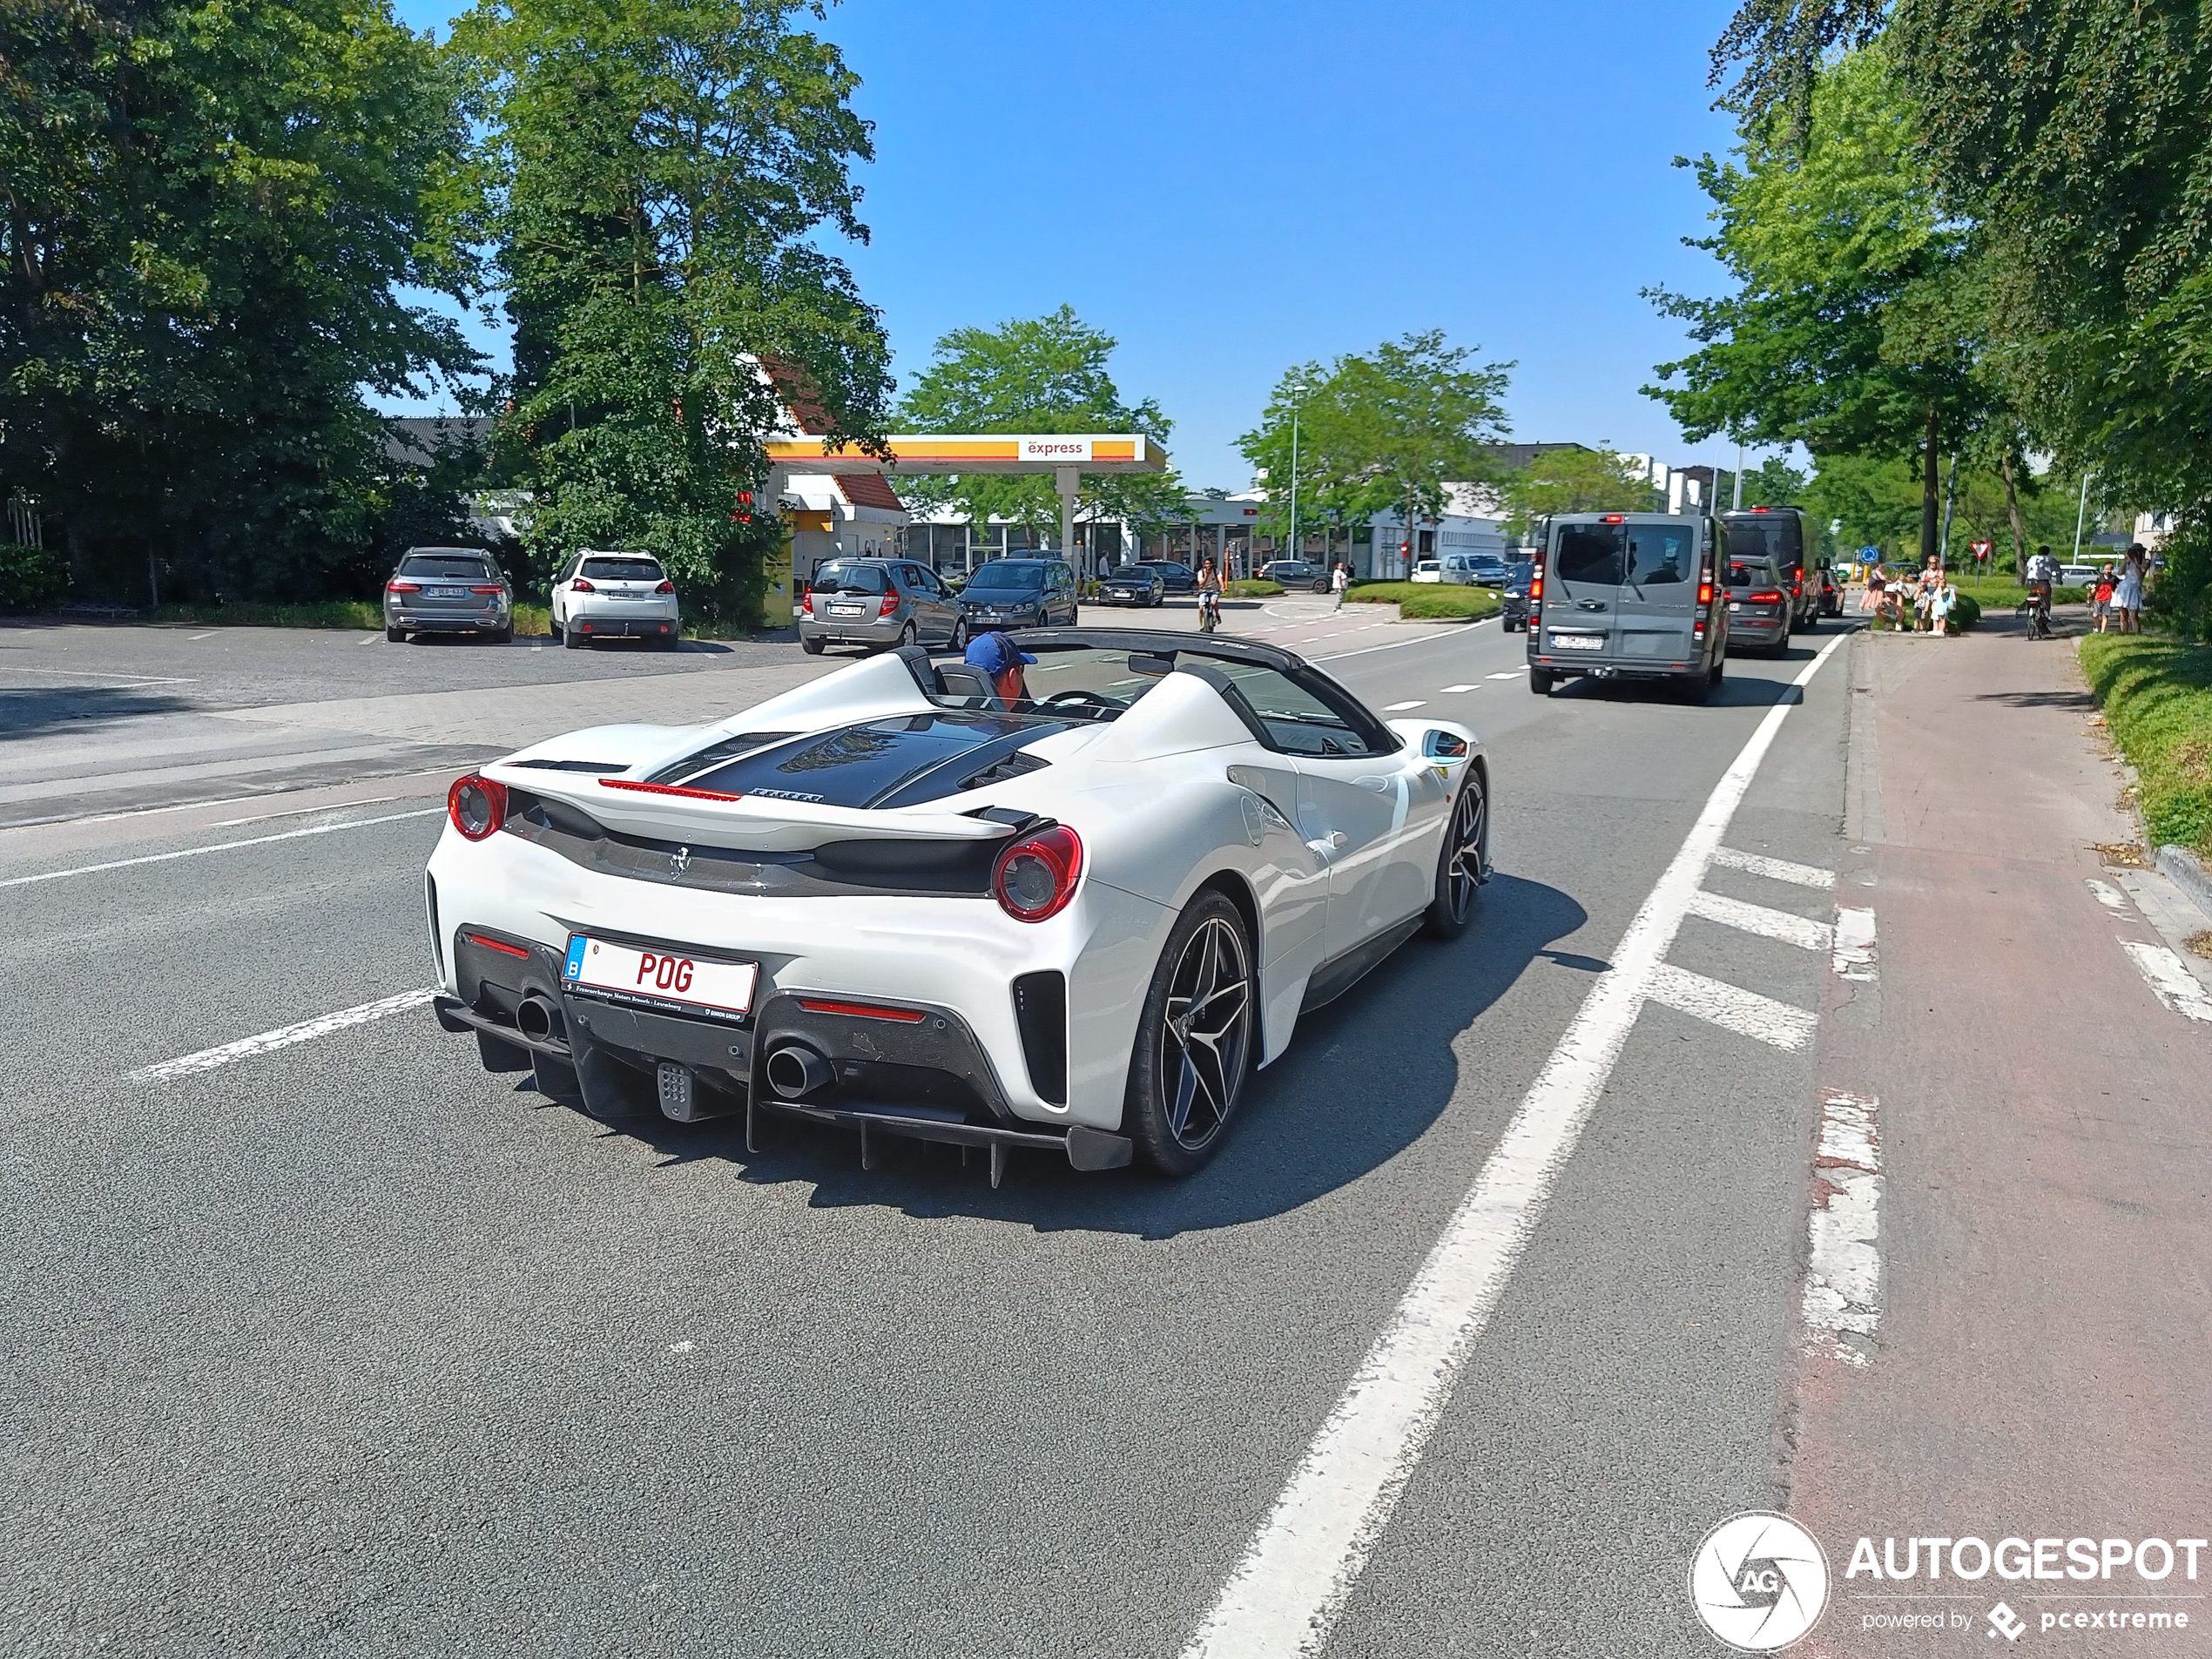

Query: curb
left=2155, top=845, right=2212, bottom=927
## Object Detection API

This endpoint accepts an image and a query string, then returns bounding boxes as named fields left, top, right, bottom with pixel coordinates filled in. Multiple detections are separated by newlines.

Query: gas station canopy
left=760, top=434, right=1168, bottom=475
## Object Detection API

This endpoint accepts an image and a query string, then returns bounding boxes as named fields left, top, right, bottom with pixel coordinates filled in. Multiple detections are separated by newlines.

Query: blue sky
left=390, top=0, right=1747, bottom=489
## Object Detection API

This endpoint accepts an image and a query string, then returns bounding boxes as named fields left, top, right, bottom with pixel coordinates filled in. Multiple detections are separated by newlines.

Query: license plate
left=563, top=935, right=757, bottom=1018
left=431, top=585, right=465, bottom=598
left=830, top=603, right=865, bottom=616
left=1550, top=633, right=1603, bottom=651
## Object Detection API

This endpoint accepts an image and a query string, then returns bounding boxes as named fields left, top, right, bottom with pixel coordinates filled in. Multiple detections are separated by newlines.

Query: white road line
left=1831, top=907, right=1878, bottom=983
left=189, top=631, right=218, bottom=641
left=1183, top=631, right=1847, bottom=1659
left=1439, top=684, right=1478, bottom=694
left=0, top=807, right=442, bottom=890
left=1712, top=846, right=1835, bottom=889
left=1803, top=1090, right=1882, bottom=1366
left=1384, top=700, right=1426, bottom=711
left=2085, top=877, right=2128, bottom=912
left=2120, top=941, right=2212, bottom=1022
left=1487, top=670, right=1520, bottom=680
left=358, top=632, right=384, bottom=646
left=130, top=988, right=436, bottom=1082
left=1645, top=962, right=1819, bottom=1049
left=1312, top=631, right=1477, bottom=664
left=0, top=665, right=196, bottom=684
left=1686, top=888, right=1833, bottom=952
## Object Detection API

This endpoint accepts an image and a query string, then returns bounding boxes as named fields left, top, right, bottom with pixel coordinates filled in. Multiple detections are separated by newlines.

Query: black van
left=1718, top=506, right=1822, bottom=631
left=1525, top=512, right=1728, bottom=699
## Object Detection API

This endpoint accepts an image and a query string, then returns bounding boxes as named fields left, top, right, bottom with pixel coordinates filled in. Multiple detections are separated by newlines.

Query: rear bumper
left=570, top=616, right=677, bottom=639
left=389, top=608, right=507, bottom=632
left=799, top=615, right=903, bottom=644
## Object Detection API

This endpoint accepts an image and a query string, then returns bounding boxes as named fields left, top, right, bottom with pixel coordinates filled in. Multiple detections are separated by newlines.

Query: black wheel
left=385, top=625, right=404, bottom=643
left=1313, top=578, right=1330, bottom=594
left=1424, top=766, right=1487, bottom=939
left=492, top=626, right=513, bottom=644
left=1123, top=892, right=1256, bottom=1177
left=801, top=634, right=826, bottom=655
left=563, top=620, right=587, bottom=649
left=1699, top=657, right=1724, bottom=701
left=1529, top=667, right=1554, bottom=695
left=894, top=621, right=916, bottom=651
left=949, top=616, right=968, bottom=651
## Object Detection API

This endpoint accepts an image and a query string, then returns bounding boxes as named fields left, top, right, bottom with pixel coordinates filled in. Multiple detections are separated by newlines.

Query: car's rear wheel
left=1530, top=667, right=1554, bottom=695
left=563, top=619, right=587, bottom=649
left=1123, top=891, right=1256, bottom=1177
left=386, top=625, right=404, bottom=643
left=801, top=635, right=825, bottom=655
left=1424, top=766, right=1487, bottom=940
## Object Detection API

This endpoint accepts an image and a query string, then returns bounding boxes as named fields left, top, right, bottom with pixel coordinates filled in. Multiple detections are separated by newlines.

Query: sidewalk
left=1787, top=616, right=2212, bottom=1655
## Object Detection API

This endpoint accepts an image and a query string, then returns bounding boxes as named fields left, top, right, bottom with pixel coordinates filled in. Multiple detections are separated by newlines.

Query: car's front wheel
left=949, top=616, right=968, bottom=651
left=1424, top=767, right=1487, bottom=939
left=1123, top=890, right=1256, bottom=1177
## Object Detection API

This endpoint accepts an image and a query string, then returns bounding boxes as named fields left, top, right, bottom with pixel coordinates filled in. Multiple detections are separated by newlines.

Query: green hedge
left=0, top=543, right=67, bottom=611
left=1345, top=580, right=1502, bottom=621
left=1224, top=579, right=1283, bottom=597
left=2080, top=634, right=2212, bottom=858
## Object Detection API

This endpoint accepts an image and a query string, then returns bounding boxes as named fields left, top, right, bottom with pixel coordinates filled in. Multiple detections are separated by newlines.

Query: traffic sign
left=1858, top=546, right=1881, bottom=560
left=1971, top=539, right=1993, bottom=557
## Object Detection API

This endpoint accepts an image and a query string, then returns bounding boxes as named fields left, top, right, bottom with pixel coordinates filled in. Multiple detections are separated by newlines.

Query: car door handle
left=1576, top=599, right=1608, bottom=611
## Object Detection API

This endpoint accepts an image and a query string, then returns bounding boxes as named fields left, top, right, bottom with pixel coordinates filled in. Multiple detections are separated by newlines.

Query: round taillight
left=448, top=774, right=507, bottom=841
left=991, top=825, right=1082, bottom=922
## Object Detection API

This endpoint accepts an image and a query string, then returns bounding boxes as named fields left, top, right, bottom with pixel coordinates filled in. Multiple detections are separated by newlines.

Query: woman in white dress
left=2113, top=545, right=2147, bottom=633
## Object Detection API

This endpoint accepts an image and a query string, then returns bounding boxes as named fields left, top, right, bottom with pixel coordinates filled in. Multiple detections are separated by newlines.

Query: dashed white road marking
left=2120, top=942, right=2212, bottom=1022
left=0, top=665, right=196, bottom=684
left=1712, top=846, right=1836, bottom=889
left=1439, top=684, right=1478, bottom=694
left=1645, top=962, right=1818, bottom=1049
left=1687, top=888, right=1834, bottom=952
left=130, top=988, right=436, bottom=1082
left=1831, top=907, right=1878, bottom=983
left=189, top=631, right=218, bottom=641
left=1803, top=1090, right=1882, bottom=1366
left=1181, top=631, right=1847, bottom=1659
left=2085, top=877, right=2128, bottom=912
left=358, top=632, right=384, bottom=646
left=1384, top=700, right=1426, bottom=711
left=1486, top=671, right=1521, bottom=680
left=0, top=807, right=443, bottom=890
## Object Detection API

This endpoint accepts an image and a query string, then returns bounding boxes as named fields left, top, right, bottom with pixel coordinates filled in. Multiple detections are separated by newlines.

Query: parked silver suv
left=799, top=557, right=964, bottom=655
left=384, top=547, right=511, bottom=644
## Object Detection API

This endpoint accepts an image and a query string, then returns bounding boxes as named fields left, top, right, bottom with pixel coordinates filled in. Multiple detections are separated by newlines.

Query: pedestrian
left=1861, top=564, right=1887, bottom=625
left=2113, top=544, right=2147, bottom=633
left=1914, top=558, right=1939, bottom=632
left=2093, top=564, right=2115, bottom=632
left=1330, top=560, right=1349, bottom=610
left=1932, top=573, right=1956, bottom=636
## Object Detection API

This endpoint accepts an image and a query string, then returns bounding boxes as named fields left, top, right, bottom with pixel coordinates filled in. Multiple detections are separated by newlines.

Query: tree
left=1645, top=46, right=1985, bottom=566
left=454, top=0, right=894, bottom=627
left=894, top=305, right=1184, bottom=561
left=1498, top=447, right=1656, bottom=536
left=0, top=0, right=479, bottom=601
left=1238, top=330, right=1512, bottom=560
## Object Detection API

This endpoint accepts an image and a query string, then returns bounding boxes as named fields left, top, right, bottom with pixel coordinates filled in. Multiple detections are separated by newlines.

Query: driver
left=964, top=628, right=1035, bottom=706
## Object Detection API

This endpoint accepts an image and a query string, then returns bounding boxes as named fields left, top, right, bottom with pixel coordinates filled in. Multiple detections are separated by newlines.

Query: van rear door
left=1615, top=519, right=1701, bottom=665
left=1541, top=519, right=1625, bottom=658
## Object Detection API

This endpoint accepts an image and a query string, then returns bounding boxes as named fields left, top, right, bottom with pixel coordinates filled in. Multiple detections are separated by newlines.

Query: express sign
left=1020, top=437, right=1093, bottom=463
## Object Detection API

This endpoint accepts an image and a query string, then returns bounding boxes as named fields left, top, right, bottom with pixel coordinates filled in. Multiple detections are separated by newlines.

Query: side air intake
left=1010, top=971, right=1068, bottom=1106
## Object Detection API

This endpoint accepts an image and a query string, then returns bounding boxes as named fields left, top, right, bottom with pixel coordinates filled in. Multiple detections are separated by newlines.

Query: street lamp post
left=1286, top=384, right=1305, bottom=570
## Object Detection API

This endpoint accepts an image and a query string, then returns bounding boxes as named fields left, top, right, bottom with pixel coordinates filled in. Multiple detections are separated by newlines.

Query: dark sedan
left=1131, top=559, right=1198, bottom=594
left=1096, top=565, right=1165, bottom=607
left=1258, top=559, right=1330, bottom=593
left=1500, top=560, right=1534, bottom=631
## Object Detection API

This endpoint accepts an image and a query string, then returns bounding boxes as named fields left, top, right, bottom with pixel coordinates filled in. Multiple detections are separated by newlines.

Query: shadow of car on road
left=580, top=870, right=1593, bottom=1237
left=0, top=685, right=192, bottom=741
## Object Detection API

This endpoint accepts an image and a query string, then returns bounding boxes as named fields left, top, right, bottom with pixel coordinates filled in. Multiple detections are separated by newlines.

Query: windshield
left=580, top=556, right=664, bottom=582
left=968, top=563, right=1046, bottom=590
left=813, top=563, right=887, bottom=594
left=401, top=554, right=494, bottom=580
left=1727, top=558, right=1781, bottom=590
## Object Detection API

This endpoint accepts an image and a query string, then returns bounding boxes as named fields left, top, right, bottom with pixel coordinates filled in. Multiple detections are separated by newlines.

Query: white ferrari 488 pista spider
left=425, top=630, right=1488, bottom=1181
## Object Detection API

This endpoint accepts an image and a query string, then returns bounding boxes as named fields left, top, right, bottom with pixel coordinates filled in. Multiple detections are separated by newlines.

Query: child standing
left=1932, top=575, right=1956, bottom=636
left=2094, top=565, right=2115, bottom=632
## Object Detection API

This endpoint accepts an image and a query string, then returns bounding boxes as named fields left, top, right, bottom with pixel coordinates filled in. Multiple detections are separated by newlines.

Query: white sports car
left=425, top=630, right=1489, bottom=1181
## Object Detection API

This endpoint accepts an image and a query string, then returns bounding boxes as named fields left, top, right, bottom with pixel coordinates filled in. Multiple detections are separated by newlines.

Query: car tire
left=1423, top=765, right=1487, bottom=941
left=894, top=622, right=917, bottom=652
left=492, top=626, right=513, bottom=644
left=801, top=634, right=826, bottom=656
left=1699, top=658, right=1724, bottom=701
left=1313, top=579, right=1329, bottom=594
left=1530, top=667, right=1554, bottom=695
left=949, top=617, right=968, bottom=651
left=563, top=624, right=587, bottom=650
left=1123, top=889, right=1257, bottom=1178
left=386, top=625, right=404, bottom=643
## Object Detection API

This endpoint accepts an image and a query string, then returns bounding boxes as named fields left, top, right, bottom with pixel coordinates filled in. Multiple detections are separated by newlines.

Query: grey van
left=1525, top=513, right=1726, bottom=699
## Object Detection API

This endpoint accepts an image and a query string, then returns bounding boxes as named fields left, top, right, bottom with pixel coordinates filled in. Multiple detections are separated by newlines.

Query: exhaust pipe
left=516, top=994, right=564, bottom=1043
left=765, top=1044, right=833, bottom=1100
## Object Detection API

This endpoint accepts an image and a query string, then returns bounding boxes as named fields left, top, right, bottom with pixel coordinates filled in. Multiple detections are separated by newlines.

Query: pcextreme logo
left=1690, top=1512, right=1832, bottom=1651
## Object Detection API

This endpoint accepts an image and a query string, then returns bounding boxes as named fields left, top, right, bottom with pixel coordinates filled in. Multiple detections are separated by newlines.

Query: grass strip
left=2080, top=633, right=2212, bottom=859
left=1344, top=581, right=1501, bottom=622
left=145, top=600, right=555, bottom=636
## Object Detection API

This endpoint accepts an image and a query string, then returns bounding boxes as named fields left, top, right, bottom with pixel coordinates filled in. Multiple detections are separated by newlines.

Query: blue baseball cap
left=964, top=631, right=1035, bottom=674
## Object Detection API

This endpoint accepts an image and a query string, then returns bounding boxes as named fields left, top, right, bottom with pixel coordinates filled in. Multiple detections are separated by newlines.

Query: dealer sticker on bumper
left=563, top=934, right=757, bottom=1018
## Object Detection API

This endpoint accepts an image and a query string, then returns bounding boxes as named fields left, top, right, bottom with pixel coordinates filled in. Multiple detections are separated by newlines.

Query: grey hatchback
left=385, top=547, right=511, bottom=643
left=1721, top=552, right=1792, bottom=657
left=799, top=557, right=964, bottom=655
left=1526, top=513, right=1726, bottom=699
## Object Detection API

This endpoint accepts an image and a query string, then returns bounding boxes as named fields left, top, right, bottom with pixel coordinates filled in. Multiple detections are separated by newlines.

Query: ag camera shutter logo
left=1689, top=1512, right=1831, bottom=1650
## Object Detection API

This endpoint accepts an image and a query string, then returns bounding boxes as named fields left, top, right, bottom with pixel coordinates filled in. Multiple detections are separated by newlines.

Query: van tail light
left=1528, top=562, right=1543, bottom=604
left=448, top=774, right=508, bottom=841
left=388, top=579, right=421, bottom=593
left=993, top=825, right=1083, bottom=922
left=570, top=577, right=596, bottom=593
left=654, top=579, right=675, bottom=594
left=879, top=593, right=899, bottom=617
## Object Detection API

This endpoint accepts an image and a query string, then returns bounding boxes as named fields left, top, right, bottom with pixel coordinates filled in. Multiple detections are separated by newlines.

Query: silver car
left=1723, top=552, right=1791, bottom=657
left=799, top=557, right=964, bottom=655
left=384, top=547, right=511, bottom=643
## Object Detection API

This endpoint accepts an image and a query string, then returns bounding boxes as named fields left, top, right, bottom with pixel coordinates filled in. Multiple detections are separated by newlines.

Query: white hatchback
left=551, top=550, right=680, bottom=649
left=1410, top=560, right=1443, bottom=583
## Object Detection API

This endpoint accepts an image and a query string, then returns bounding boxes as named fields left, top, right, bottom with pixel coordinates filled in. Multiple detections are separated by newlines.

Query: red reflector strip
left=795, top=997, right=927, bottom=1023
left=465, top=932, right=531, bottom=959
left=597, top=779, right=744, bottom=802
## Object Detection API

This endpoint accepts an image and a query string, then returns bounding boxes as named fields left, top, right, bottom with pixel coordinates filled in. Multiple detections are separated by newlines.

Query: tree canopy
left=893, top=305, right=1184, bottom=547
left=1237, top=330, right=1513, bottom=545
left=1497, top=447, right=1656, bottom=536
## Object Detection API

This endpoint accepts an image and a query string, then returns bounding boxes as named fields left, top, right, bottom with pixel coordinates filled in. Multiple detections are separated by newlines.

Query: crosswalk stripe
left=1712, top=845, right=1835, bottom=888
left=1832, top=907, right=1878, bottom=982
left=2120, top=941, right=2212, bottom=1022
left=1687, top=888, right=1834, bottom=951
left=1645, top=963, right=1817, bottom=1049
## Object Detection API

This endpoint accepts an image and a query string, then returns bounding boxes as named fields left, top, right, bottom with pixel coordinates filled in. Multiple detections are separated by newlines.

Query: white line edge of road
left=1180, top=631, right=1849, bottom=1659
left=130, top=987, right=436, bottom=1082
left=0, top=807, right=443, bottom=889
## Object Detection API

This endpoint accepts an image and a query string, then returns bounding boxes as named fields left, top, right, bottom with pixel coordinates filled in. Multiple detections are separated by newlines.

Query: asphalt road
left=1, top=606, right=1862, bottom=1656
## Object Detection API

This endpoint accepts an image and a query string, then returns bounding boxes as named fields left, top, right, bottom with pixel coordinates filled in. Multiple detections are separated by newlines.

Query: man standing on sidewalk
left=1330, top=561, right=1349, bottom=610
